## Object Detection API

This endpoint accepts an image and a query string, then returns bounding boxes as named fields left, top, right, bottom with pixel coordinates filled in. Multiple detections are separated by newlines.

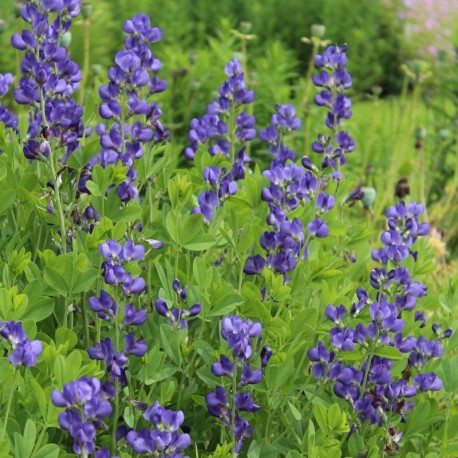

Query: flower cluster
left=84, top=13, right=168, bottom=202
left=206, top=316, right=271, bottom=455
left=0, top=320, right=42, bottom=367
left=12, top=0, right=88, bottom=162
left=0, top=73, right=19, bottom=132
left=307, top=44, right=355, bottom=179
left=186, top=59, right=255, bottom=222
left=126, top=401, right=190, bottom=456
left=87, top=239, right=147, bottom=385
left=51, top=377, right=115, bottom=456
left=307, top=201, right=449, bottom=449
left=155, top=279, right=201, bottom=330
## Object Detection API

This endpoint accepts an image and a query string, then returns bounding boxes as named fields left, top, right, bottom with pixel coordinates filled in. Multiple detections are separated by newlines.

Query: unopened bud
left=60, top=31, right=72, bottom=49
left=311, top=24, right=326, bottom=38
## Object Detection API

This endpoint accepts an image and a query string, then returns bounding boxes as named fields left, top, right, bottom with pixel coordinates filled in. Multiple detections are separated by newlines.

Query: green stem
left=230, top=366, right=238, bottom=457
left=79, top=17, right=91, bottom=105
left=81, top=293, right=90, bottom=349
left=300, top=41, right=319, bottom=155
left=39, top=90, right=67, bottom=253
left=30, top=424, right=48, bottom=457
left=362, top=331, right=379, bottom=391
left=1, top=367, right=16, bottom=441
left=111, top=313, right=121, bottom=455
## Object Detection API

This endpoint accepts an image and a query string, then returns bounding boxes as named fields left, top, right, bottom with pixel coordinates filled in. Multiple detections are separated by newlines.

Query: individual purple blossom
left=51, top=377, right=114, bottom=456
left=211, top=354, right=234, bottom=377
left=124, top=303, right=147, bottom=326
left=124, top=333, right=147, bottom=357
left=88, top=290, right=119, bottom=321
left=205, top=386, right=230, bottom=423
left=0, top=321, right=42, bottom=367
left=307, top=218, right=329, bottom=238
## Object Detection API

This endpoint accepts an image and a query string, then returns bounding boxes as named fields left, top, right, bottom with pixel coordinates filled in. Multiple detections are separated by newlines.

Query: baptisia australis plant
left=307, top=201, right=450, bottom=454
left=185, top=59, right=255, bottom=222
left=245, top=44, right=353, bottom=279
left=84, top=13, right=169, bottom=204
left=206, top=316, right=272, bottom=456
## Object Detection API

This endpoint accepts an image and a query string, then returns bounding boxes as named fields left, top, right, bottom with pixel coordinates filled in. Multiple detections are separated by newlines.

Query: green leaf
left=112, top=204, right=143, bottom=223
left=0, top=439, right=10, bottom=457
left=160, top=325, right=182, bottom=366
left=288, top=401, right=302, bottom=421
left=144, top=365, right=177, bottom=385
left=248, top=444, right=278, bottom=458
left=29, top=378, right=47, bottom=420
left=373, top=345, right=403, bottom=360
left=196, top=367, right=220, bottom=388
left=313, top=403, right=328, bottom=435
left=55, top=327, right=78, bottom=350
left=53, top=355, right=66, bottom=386
left=43, top=267, right=68, bottom=294
left=14, top=419, right=36, bottom=458
left=208, top=293, right=244, bottom=317
left=182, top=234, right=216, bottom=251
left=166, top=212, right=178, bottom=243
left=348, top=433, right=366, bottom=457
left=33, top=444, right=59, bottom=458
left=0, top=190, right=16, bottom=215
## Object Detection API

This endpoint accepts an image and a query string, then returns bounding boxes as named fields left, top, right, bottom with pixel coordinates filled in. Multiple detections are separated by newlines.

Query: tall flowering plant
left=245, top=44, right=353, bottom=280
left=307, top=201, right=451, bottom=454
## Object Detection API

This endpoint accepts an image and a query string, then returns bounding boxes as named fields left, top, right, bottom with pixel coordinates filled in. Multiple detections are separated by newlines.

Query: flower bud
left=81, top=2, right=93, bottom=19
left=311, top=24, right=326, bottom=38
left=60, top=31, right=72, bottom=49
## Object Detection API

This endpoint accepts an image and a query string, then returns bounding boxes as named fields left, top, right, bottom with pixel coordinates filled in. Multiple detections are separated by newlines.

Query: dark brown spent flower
left=395, top=177, right=410, bottom=198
